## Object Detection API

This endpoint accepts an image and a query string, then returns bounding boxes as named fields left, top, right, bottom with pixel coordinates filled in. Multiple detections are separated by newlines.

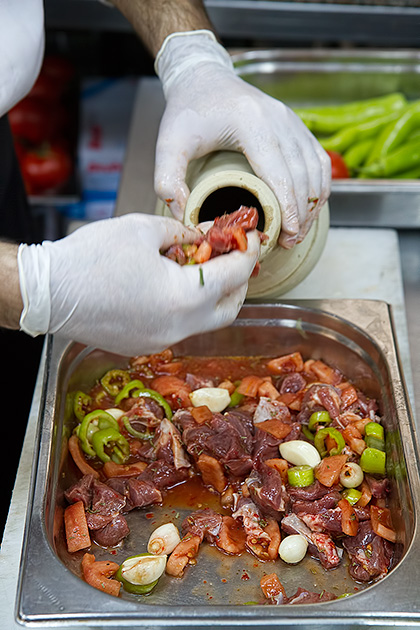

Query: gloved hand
left=155, top=30, right=331, bottom=249
left=17, top=213, right=260, bottom=355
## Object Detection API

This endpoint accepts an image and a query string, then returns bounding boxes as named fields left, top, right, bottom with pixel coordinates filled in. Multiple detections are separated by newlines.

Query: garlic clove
left=148, top=523, right=181, bottom=556
left=189, top=387, right=231, bottom=413
left=279, top=440, right=321, bottom=468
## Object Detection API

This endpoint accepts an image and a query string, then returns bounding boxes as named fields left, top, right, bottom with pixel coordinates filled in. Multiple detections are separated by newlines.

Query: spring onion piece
left=116, top=553, right=166, bottom=594
left=148, top=523, right=181, bottom=555
left=360, top=447, right=386, bottom=475
left=308, top=410, right=331, bottom=432
left=279, top=440, right=321, bottom=468
left=314, top=427, right=346, bottom=458
left=341, top=488, right=362, bottom=505
left=114, top=379, right=145, bottom=405
left=339, top=462, right=364, bottom=488
left=279, top=535, right=308, bottom=564
left=365, top=421, right=385, bottom=441
left=100, top=369, right=130, bottom=397
left=189, top=387, right=231, bottom=413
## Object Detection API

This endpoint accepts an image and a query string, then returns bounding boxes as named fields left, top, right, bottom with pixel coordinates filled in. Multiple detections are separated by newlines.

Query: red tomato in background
left=327, top=150, right=350, bottom=179
left=20, top=144, right=72, bottom=193
left=9, top=97, right=68, bottom=144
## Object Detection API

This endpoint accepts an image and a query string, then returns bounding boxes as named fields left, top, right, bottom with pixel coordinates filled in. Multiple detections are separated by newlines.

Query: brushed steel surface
left=16, top=301, right=420, bottom=627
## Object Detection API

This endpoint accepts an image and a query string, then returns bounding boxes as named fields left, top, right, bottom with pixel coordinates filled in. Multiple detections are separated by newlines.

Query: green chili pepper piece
left=73, top=391, right=92, bottom=422
left=228, top=389, right=245, bottom=408
left=287, top=465, right=314, bottom=488
left=114, top=379, right=145, bottom=405
left=393, top=165, right=420, bottom=179
left=308, top=410, right=331, bottom=432
left=360, top=137, right=420, bottom=178
left=91, top=427, right=130, bottom=464
left=341, top=488, right=362, bottom=506
left=360, top=447, right=386, bottom=475
left=301, top=425, right=315, bottom=442
left=100, top=369, right=131, bottom=397
left=343, top=139, right=374, bottom=172
left=314, top=427, right=346, bottom=458
left=365, top=421, right=384, bottom=441
left=122, top=415, right=152, bottom=440
left=78, top=410, right=120, bottom=457
left=133, top=388, right=173, bottom=420
left=366, top=100, right=420, bottom=166
left=365, top=435, right=386, bottom=452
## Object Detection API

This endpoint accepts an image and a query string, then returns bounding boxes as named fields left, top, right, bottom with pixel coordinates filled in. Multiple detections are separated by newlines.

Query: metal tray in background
left=16, top=300, right=420, bottom=628
left=232, top=49, right=420, bottom=228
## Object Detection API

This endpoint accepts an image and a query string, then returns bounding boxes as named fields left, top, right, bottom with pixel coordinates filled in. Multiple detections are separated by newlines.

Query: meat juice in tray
left=63, top=345, right=396, bottom=605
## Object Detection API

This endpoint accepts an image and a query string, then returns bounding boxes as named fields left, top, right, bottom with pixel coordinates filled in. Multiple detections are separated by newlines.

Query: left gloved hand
left=154, top=30, right=331, bottom=249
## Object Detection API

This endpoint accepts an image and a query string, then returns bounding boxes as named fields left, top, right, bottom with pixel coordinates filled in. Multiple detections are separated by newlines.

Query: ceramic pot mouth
left=184, top=169, right=281, bottom=261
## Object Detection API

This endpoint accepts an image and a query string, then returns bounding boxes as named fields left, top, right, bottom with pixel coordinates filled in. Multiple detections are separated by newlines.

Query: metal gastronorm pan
left=16, top=299, right=420, bottom=628
left=231, top=49, right=420, bottom=229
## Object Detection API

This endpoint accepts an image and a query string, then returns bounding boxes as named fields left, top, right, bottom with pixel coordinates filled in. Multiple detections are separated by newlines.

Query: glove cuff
left=18, top=243, right=51, bottom=337
left=155, top=30, right=234, bottom=96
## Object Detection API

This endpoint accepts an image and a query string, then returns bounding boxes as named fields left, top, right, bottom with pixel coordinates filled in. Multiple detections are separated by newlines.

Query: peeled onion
left=147, top=523, right=181, bottom=556
left=340, top=462, right=364, bottom=488
left=279, top=535, right=308, bottom=564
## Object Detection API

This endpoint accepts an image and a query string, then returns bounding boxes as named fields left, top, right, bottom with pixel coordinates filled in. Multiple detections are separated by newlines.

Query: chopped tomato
left=196, top=453, right=227, bottom=493
left=151, top=375, right=191, bottom=408
left=193, top=240, right=212, bottom=263
left=81, top=553, right=121, bottom=596
left=340, top=385, right=359, bottom=409
left=267, top=352, right=304, bottom=374
left=102, top=460, right=148, bottom=478
left=307, top=359, right=342, bottom=385
left=258, top=380, right=280, bottom=400
left=260, top=573, right=286, bottom=600
left=315, top=454, right=348, bottom=487
left=342, top=424, right=366, bottom=455
left=191, top=405, right=213, bottom=424
left=371, top=505, right=396, bottom=542
left=264, top=458, right=289, bottom=482
left=64, top=501, right=91, bottom=553
left=236, top=375, right=264, bottom=397
left=256, top=419, right=292, bottom=440
left=356, top=480, right=373, bottom=507
left=68, top=435, right=100, bottom=479
left=338, top=498, right=359, bottom=536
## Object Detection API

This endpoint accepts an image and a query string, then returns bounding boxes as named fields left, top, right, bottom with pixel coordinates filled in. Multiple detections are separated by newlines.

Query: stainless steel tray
left=16, top=299, right=420, bottom=627
left=232, top=49, right=420, bottom=228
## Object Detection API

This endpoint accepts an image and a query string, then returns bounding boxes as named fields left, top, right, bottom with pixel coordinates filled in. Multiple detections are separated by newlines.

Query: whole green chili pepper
left=360, top=138, right=420, bottom=178
left=343, top=139, right=374, bottom=172
left=320, top=110, right=403, bottom=154
left=100, top=369, right=130, bottom=397
left=91, top=427, right=130, bottom=464
left=295, top=93, right=406, bottom=135
left=78, top=410, right=120, bottom=457
left=393, top=165, right=420, bottom=178
left=314, top=427, right=346, bottom=458
left=114, top=379, right=145, bottom=405
left=366, top=101, right=420, bottom=166
left=73, top=390, right=92, bottom=422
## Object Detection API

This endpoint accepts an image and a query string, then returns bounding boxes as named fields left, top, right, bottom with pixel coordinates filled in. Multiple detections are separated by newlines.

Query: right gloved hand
left=17, top=213, right=260, bottom=356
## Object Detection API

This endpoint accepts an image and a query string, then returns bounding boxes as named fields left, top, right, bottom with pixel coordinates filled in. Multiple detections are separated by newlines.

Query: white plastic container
left=155, top=150, right=329, bottom=298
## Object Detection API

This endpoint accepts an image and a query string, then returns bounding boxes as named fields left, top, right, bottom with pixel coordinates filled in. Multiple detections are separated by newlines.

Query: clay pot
left=155, top=150, right=329, bottom=298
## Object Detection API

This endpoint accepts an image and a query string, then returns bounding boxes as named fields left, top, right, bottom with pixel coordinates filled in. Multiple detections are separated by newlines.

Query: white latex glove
left=155, top=31, right=331, bottom=249
left=0, top=0, right=44, bottom=116
left=17, top=214, right=260, bottom=356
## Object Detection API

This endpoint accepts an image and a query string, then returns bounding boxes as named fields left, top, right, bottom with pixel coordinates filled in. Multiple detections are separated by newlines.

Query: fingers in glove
left=143, top=214, right=202, bottom=249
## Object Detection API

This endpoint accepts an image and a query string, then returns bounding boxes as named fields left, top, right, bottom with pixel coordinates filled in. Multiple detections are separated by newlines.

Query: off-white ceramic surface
left=155, top=150, right=330, bottom=298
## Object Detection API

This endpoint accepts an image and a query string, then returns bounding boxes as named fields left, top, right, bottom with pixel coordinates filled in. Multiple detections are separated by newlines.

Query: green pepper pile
left=295, top=93, right=420, bottom=179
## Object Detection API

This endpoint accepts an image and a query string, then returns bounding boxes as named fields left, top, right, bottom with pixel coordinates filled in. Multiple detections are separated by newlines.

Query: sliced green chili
left=73, top=391, right=92, bottom=422
left=100, top=369, right=130, bottom=397
left=314, top=427, right=346, bottom=458
left=114, top=379, right=145, bottom=405
left=308, top=410, right=331, bottom=432
left=78, top=410, right=120, bottom=457
left=287, top=465, right=314, bottom=487
left=341, top=488, right=362, bottom=506
left=133, top=389, right=173, bottom=420
left=91, top=427, right=130, bottom=464
left=360, top=447, right=386, bottom=475
left=122, top=416, right=152, bottom=440
left=301, top=425, right=315, bottom=442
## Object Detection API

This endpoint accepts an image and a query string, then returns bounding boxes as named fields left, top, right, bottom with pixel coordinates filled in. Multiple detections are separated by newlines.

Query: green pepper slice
left=341, top=488, right=362, bottom=506
left=365, top=421, right=385, bottom=441
left=73, top=391, right=92, bottom=422
left=78, top=410, right=120, bottom=457
left=314, top=427, right=346, bottom=458
left=287, top=465, right=314, bottom=487
left=308, top=410, right=331, bottom=432
left=132, top=388, right=173, bottom=420
left=365, top=435, right=386, bottom=452
left=91, top=427, right=130, bottom=464
left=122, top=416, right=152, bottom=440
left=114, top=379, right=145, bottom=405
left=360, top=447, right=386, bottom=475
left=301, top=425, right=315, bottom=442
left=228, top=389, right=245, bottom=408
left=100, top=369, right=131, bottom=397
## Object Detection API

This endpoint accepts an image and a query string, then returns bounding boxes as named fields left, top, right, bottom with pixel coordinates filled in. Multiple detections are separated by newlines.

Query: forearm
left=0, top=242, right=22, bottom=329
left=110, top=0, right=215, bottom=57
